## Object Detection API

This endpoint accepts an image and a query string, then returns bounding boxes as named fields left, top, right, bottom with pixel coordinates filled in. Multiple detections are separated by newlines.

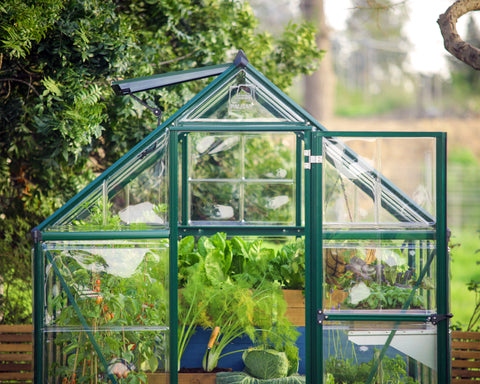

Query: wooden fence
left=0, top=325, right=33, bottom=383
left=452, top=331, right=480, bottom=383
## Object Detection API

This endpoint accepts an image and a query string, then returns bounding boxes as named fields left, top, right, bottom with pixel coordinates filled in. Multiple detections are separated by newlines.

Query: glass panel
left=244, top=183, right=294, bottom=224
left=47, top=185, right=104, bottom=232
left=244, top=134, right=295, bottom=179
left=178, top=234, right=305, bottom=375
left=323, top=321, right=437, bottom=384
left=323, top=137, right=436, bottom=230
left=48, top=131, right=169, bottom=232
left=108, top=133, right=169, bottom=229
left=43, top=240, right=169, bottom=382
left=190, top=133, right=241, bottom=179
left=190, top=181, right=240, bottom=222
left=323, top=239, right=436, bottom=312
left=179, top=69, right=305, bottom=123
left=188, top=132, right=296, bottom=225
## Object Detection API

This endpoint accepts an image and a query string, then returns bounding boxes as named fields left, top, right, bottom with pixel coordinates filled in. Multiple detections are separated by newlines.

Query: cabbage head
left=243, top=348, right=289, bottom=379
left=216, top=371, right=306, bottom=384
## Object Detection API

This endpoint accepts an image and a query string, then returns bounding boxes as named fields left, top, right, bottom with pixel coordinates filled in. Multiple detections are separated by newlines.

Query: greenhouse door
left=306, top=131, right=450, bottom=384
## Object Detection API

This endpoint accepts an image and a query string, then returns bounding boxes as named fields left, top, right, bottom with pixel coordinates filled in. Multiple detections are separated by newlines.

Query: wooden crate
left=452, top=331, right=480, bottom=383
left=0, top=325, right=33, bottom=383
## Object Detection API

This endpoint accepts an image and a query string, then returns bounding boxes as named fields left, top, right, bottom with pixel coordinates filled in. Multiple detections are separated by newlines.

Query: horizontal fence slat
left=0, top=335, right=32, bottom=343
left=0, top=345, right=31, bottom=353
left=0, top=353, right=33, bottom=362
left=452, top=379, right=480, bottom=384
left=452, top=351, right=480, bottom=360
left=0, top=372, right=33, bottom=380
left=0, top=363, right=33, bottom=372
left=453, top=340, right=480, bottom=350
left=0, top=325, right=33, bottom=333
left=452, top=331, right=480, bottom=341
left=452, top=369, right=480, bottom=378
left=453, top=360, right=480, bottom=369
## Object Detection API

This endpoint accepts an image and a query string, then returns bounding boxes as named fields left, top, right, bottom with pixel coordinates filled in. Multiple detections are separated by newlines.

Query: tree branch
left=0, top=78, right=40, bottom=96
left=155, top=50, right=198, bottom=67
left=438, top=0, right=480, bottom=70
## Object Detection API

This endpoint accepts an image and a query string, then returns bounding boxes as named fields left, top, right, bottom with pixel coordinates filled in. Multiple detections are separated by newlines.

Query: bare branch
left=438, top=0, right=480, bottom=70
left=155, top=50, right=198, bottom=67
left=0, top=78, right=40, bottom=97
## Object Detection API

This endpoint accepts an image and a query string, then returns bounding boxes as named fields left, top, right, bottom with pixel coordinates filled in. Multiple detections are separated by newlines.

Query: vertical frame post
left=436, top=132, right=450, bottom=384
left=296, top=133, right=304, bottom=227
left=305, top=131, right=324, bottom=384
left=32, top=229, right=44, bottom=384
left=169, top=129, right=179, bottom=384
left=180, top=133, right=189, bottom=226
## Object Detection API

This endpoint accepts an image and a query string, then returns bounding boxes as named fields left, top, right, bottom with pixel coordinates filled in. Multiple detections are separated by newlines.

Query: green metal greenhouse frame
left=32, top=50, right=450, bottom=384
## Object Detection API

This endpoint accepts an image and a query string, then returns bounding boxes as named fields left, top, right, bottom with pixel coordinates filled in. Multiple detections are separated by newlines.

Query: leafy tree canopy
left=0, top=0, right=322, bottom=323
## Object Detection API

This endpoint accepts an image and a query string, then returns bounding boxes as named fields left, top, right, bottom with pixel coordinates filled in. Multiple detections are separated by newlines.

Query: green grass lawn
left=449, top=228, right=480, bottom=329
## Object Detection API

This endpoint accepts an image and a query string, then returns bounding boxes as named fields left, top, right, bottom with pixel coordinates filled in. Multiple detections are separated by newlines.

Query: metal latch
left=304, top=150, right=323, bottom=169
left=427, top=313, right=453, bottom=325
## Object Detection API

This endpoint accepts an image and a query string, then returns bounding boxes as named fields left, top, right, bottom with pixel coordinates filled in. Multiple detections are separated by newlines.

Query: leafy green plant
left=48, top=244, right=169, bottom=383
left=345, top=281, right=427, bottom=310
left=243, top=348, right=289, bottom=379
left=177, top=233, right=300, bottom=373
left=216, top=371, right=306, bottom=384
left=465, top=230, right=480, bottom=331
left=178, top=233, right=305, bottom=291
left=266, top=239, right=305, bottom=290
left=325, top=248, right=432, bottom=310
left=325, top=354, right=420, bottom=384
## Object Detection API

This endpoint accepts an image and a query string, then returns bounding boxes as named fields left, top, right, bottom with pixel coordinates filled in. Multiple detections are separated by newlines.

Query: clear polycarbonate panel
left=48, top=131, right=168, bottom=231
left=188, top=132, right=296, bottom=225
left=190, top=134, right=242, bottom=179
left=108, top=132, right=169, bottom=229
left=323, top=239, right=436, bottom=312
left=47, top=185, right=104, bottom=232
left=190, top=181, right=240, bottom=222
left=323, top=137, right=436, bottom=229
left=43, top=240, right=169, bottom=381
left=179, top=69, right=305, bottom=122
left=323, top=321, right=437, bottom=384
left=244, top=183, right=295, bottom=224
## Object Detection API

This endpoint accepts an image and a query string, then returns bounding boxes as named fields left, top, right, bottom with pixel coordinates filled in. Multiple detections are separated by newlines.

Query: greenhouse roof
left=36, top=51, right=434, bottom=234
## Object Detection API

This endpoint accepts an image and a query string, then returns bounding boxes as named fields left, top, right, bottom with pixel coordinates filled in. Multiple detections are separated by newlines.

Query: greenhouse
left=32, top=50, right=450, bottom=384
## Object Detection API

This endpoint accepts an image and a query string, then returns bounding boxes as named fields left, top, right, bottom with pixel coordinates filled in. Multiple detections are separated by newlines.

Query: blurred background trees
left=2, top=0, right=480, bottom=328
left=0, top=0, right=321, bottom=323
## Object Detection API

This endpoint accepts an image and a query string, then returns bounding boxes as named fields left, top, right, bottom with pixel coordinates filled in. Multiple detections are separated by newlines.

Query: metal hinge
left=304, top=150, right=323, bottom=169
left=427, top=313, right=453, bottom=325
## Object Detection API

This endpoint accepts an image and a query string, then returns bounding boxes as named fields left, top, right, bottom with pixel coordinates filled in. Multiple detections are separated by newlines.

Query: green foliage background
left=0, top=0, right=322, bottom=323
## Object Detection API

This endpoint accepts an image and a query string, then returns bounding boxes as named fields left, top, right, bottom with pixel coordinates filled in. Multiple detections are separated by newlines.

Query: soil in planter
left=179, top=367, right=233, bottom=373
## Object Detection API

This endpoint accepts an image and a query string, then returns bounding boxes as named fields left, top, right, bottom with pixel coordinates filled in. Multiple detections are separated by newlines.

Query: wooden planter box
left=283, top=289, right=305, bottom=327
left=146, top=372, right=217, bottom=384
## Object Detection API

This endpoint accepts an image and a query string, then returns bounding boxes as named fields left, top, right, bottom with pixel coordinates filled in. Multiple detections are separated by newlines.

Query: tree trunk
left=301, top=0, right=335, bottom=121
left=438, top=0, right=480, bottom=70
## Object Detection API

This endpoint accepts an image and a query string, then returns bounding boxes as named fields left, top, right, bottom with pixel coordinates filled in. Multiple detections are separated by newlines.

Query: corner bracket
left=31, top=227, right=42, bottom=243
left=317, top=310, right=329, bottom=324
